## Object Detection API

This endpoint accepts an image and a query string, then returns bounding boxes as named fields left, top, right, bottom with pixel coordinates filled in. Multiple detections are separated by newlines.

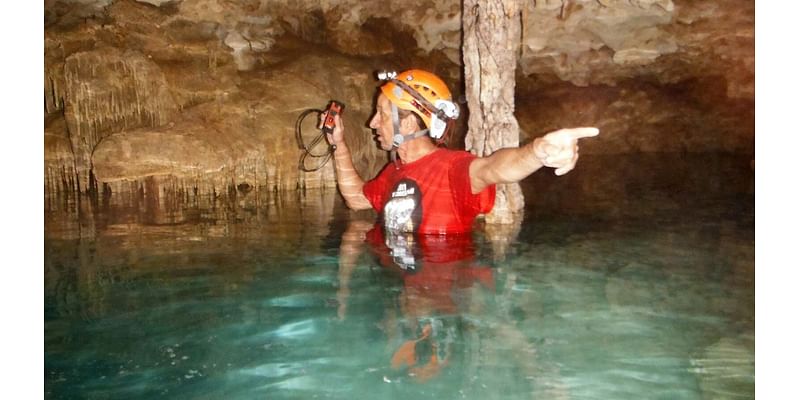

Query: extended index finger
left=564, top=127, right=599, bottom=140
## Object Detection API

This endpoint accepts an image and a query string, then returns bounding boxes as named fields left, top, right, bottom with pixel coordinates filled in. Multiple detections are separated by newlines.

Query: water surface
left=45, top=154, right=754, bottom=399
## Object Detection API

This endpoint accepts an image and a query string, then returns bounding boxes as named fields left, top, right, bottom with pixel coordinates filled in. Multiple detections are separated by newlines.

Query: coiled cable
left=295, top=108, right=335, bottom=172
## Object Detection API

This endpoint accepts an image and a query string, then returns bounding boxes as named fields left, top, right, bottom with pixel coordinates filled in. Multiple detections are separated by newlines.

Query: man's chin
left=377, top=140, right=392, bottom=151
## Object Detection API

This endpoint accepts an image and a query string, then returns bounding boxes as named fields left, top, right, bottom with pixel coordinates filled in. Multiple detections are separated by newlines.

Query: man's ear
left=399, top=113, right=421, bottom=133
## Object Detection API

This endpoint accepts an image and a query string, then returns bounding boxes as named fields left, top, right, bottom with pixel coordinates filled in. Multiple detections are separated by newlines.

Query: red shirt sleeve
left=362, top=163, right=393, bottom=213
left=448, top=153, right=496, bottom=217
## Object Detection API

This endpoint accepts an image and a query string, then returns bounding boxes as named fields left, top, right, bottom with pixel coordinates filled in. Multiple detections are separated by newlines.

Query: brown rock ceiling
left=44, top=0, right=754, bottom=198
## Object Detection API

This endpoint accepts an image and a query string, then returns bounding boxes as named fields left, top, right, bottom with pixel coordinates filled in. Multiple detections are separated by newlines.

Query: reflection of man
left=366, top=227, right=494, bottom=316
left=335, top=220, right=572, bottom=394
left=383, top=230, right=417, bottom=271
left=389, top=318, right=453, bottom=383
left=323, top=69, right=599, bottom=234
left=336, top=220, right=494, bottom=382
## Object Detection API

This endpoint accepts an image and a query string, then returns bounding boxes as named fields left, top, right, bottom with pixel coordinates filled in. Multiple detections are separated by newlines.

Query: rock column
left=463, top=0, right=525, bottom=224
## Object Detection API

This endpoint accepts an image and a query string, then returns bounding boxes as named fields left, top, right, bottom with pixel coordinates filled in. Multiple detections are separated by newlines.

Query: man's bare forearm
left=469, top=139, right=544, bottom=194
left=469, top=126, right=598, bottom=193
left=332, top=143, right=373, bottom=210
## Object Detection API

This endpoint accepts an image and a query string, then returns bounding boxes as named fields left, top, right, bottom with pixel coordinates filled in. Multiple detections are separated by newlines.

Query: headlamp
left=377, top=70, right=397, bottom=81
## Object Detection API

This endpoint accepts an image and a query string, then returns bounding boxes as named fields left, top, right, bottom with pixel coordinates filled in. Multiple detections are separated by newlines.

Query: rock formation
left=44, top=0, right=754, bottom=203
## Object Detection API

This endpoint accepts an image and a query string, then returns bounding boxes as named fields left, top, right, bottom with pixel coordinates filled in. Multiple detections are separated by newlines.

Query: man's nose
left=369, top=114, right=379, bottom=129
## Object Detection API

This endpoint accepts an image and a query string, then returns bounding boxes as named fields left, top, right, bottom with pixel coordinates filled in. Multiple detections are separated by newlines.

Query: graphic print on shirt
left=383, top=178, right=423, bottom=233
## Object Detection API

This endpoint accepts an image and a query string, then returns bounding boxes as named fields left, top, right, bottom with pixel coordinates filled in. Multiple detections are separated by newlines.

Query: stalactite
left=45, top=74, right=65, bottom=114
left=60, top=166, right=68, bottom=194
left=45, top=39, right=66, bottom=115
left=62, top=50, right=178, bottom=195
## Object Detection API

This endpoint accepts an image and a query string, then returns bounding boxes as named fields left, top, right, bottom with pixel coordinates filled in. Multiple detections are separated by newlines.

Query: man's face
left=369, top=94, right=396, bottom=151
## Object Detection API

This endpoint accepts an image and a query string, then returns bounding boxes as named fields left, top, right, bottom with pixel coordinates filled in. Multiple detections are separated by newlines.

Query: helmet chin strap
left=389, top=103, right=429, bottom=168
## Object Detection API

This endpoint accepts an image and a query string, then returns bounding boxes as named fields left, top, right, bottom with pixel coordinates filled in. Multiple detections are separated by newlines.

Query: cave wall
left=44, top=0, right=754, bottom=197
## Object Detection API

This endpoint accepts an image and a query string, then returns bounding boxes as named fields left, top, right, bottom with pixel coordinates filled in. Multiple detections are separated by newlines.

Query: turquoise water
left=45, top=154, right=754, bottom=399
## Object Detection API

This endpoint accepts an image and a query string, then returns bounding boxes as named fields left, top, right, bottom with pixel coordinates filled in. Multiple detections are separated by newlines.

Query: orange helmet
left=379, top=69, right=459, bottom=139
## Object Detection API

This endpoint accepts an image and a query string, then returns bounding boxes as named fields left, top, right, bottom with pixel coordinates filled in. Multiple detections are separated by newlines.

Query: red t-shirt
left=363, top=148, right=496, bottom=235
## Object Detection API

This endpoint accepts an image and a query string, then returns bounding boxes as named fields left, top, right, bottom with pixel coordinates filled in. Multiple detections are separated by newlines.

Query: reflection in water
left=339, top=225, right=497, bottom=384
left=335, top=222, right=572, bottom=396
left=45, top=154, right=754, bottom=399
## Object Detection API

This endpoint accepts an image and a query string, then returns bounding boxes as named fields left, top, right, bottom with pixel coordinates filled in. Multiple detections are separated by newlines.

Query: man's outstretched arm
left=469, top=127, right=599, bottom=194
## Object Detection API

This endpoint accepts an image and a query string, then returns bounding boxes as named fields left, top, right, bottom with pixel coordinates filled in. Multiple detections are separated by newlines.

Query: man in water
left=324, top=69, right=598, bottom=235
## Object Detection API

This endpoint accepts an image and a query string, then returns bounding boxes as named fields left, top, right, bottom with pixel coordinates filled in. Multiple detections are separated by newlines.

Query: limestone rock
left=43, top=0, right=754, bottom=197
left=63, top=48, right=178, bottom=148
left=63, top=47, right=386, bottom=195
left=135, top=0, right=178, bottom=6
left=516, top=78, right=753, bottom=155
left=45, top=114, right=78, bottom=195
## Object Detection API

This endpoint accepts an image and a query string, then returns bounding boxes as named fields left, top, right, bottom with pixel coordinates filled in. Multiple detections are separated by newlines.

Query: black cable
left=295, top=108, right=335, bottom=172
